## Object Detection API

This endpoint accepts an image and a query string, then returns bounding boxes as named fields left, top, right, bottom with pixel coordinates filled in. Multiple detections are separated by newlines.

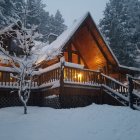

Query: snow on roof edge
left=0, top=66, right=15, bottom=72
left=56, top=12, right=90, bottom=51
left=38, top=12, right=90, bottom=63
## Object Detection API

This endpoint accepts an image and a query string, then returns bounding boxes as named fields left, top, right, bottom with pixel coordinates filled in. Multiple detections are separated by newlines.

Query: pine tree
left=25, top=0, right=45, bottom=28
left=52, top=10, right=67, bottom=36
left=99, top=0, right=140, bottom=67
left=37, top=10, right=67, bottom=42
left=0, top=0, right=20, bottom=28
left=0, top=0, right=67, bottom=42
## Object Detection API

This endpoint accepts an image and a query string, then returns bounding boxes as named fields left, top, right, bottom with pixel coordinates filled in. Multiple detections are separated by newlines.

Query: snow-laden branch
left=0, top=20, right=62, bottom=114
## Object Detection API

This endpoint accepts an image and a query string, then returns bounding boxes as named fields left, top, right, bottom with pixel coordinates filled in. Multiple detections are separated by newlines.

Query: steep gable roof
left=39, top=12, right=119, bottom=66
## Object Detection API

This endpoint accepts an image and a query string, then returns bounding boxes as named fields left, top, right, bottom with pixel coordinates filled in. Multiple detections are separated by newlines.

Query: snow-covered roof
left=0, top=52, right=10, bottom=60
left=37, top=12, right=140, bottom=73
left=37, top=12, right=89, bottom=63
left=44, top=13, right=88, bottom=51
left=37, top=12, right=120, bottom=66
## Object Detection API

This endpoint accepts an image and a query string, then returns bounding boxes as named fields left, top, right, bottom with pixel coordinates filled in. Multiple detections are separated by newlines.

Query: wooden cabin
left=0, top=12, right=140, bottom=109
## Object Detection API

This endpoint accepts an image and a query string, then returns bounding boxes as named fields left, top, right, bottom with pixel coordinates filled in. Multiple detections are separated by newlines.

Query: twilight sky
left=43, top=0, right=109, bottom=26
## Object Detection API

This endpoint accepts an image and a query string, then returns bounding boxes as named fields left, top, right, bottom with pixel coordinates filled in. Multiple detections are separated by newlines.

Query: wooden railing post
left=127, top=75, right=134, bottom=109
left=99, top=72, right=102, bottom=85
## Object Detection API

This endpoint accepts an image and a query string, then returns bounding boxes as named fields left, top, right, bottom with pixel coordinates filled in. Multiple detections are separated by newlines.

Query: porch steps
left=103, top=87, right=129, bottom=106
left=101, top=74, right=140, bottom=110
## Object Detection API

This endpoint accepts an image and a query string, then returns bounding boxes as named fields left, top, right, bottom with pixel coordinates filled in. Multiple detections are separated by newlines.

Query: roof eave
left=119, top=64, right=140, bottom=73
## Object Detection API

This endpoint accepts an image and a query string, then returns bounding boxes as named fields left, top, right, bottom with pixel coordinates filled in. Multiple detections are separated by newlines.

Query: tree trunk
left=24, top=103, right=27, bottom=114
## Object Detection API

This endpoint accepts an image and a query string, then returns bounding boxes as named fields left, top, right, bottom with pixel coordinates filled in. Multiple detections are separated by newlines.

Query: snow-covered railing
left=101, top=73, right=128, bottom=97
left=0, top=66, right=15, bottom=72
left=101, top=74, right=140, bottom=110
left=0, top=63, right=61, bottom=89
left=133, top=80, right=140, bottom=92
left=31, top=82, right=38, bottom=87
left=0, top=82, right=18, bottom=88
left=63, top=64, right=100, bottom=85
left=37, top=66, right=61, bottom=86
left=34, top=62, right=61, bottom=75
left=35, top=61, right=100, bottom=88
left=0, top=81, right=38, bottom=89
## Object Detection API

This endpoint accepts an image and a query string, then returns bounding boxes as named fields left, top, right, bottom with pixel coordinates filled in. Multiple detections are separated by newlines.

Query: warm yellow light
left=64, top=69, right=66, bottom=79
left=77, top=73, right=82, bottom=82
left=78, top=73, right=82, bottom=78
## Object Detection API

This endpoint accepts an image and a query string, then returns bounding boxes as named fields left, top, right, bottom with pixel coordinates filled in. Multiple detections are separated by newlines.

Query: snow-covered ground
left=0, top=104, right=140, bottom=140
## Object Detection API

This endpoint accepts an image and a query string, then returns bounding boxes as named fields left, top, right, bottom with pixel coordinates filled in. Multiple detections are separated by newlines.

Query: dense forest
left=99, top=0, right=140, bottom=67
left=0, top=0, right=140, bottom=67
left=0, top=0, right=67, bottom=42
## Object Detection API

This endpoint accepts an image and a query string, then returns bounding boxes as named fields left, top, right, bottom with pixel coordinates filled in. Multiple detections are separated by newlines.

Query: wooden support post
left=99, top=70, right=103, bottom=85
left=128, top=75, right=134, bottom=109
left=99, top=72, right=103, bottom=104
left=100, top=87, right=103, bottom=105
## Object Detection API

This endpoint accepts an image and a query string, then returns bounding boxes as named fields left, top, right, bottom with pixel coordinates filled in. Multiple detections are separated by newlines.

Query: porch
left=0, top=61, right=140, bottom=109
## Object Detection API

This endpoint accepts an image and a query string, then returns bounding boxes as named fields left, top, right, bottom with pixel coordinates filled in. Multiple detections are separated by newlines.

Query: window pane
left=72, top=54, right=78, bottom=64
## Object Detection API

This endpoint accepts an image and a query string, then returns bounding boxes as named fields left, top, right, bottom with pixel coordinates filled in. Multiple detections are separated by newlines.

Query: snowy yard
left=0, top=105, right=140, bottom=140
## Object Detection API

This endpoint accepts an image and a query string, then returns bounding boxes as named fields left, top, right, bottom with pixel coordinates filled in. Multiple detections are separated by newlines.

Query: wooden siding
left=72, top=26, right=107, bottom=70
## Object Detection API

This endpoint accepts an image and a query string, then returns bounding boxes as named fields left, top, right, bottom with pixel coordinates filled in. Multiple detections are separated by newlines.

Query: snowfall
left=0, top=104, right=140, bottom=140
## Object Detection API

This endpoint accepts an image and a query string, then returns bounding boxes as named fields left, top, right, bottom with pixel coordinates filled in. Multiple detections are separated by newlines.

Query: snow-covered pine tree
left=38, top=10, right=67, bottom=42
left=0, top=8, right=61, bottom=115
left=25, top=0, right=45, bottom=28
left=36, top=10, right=53, bottom=42
left=0, top=0, right=20, bottom=28
left=0, top=0, right=67, bottom=42
left=52, top=10, right=67, bottom=36
left=99, top=0, right=140, bottom=67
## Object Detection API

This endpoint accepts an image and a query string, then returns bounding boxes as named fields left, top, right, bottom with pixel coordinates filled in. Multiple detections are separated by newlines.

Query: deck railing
left=133, top=80, right=140, bottom=92
left=101, top=73, right=129, bottom=97
left=0, top=62, right=139, bottom=95
left=0, top=62, right=101, bottom=88
left=35, top=62, right=101, bottom=87
left=64, top=66, right=100, bottom=85
left=37, top=67, right=61, bottom=86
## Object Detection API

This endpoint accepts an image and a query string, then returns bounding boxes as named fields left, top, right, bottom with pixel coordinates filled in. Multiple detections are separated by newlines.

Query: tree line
left=99, top=0, right=140, bottom=67
left=0, top=0, right=67, bottom=42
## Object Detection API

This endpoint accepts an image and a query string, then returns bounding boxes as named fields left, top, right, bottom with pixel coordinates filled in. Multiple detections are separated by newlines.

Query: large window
left=64, top=44, right=85, bottom=65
